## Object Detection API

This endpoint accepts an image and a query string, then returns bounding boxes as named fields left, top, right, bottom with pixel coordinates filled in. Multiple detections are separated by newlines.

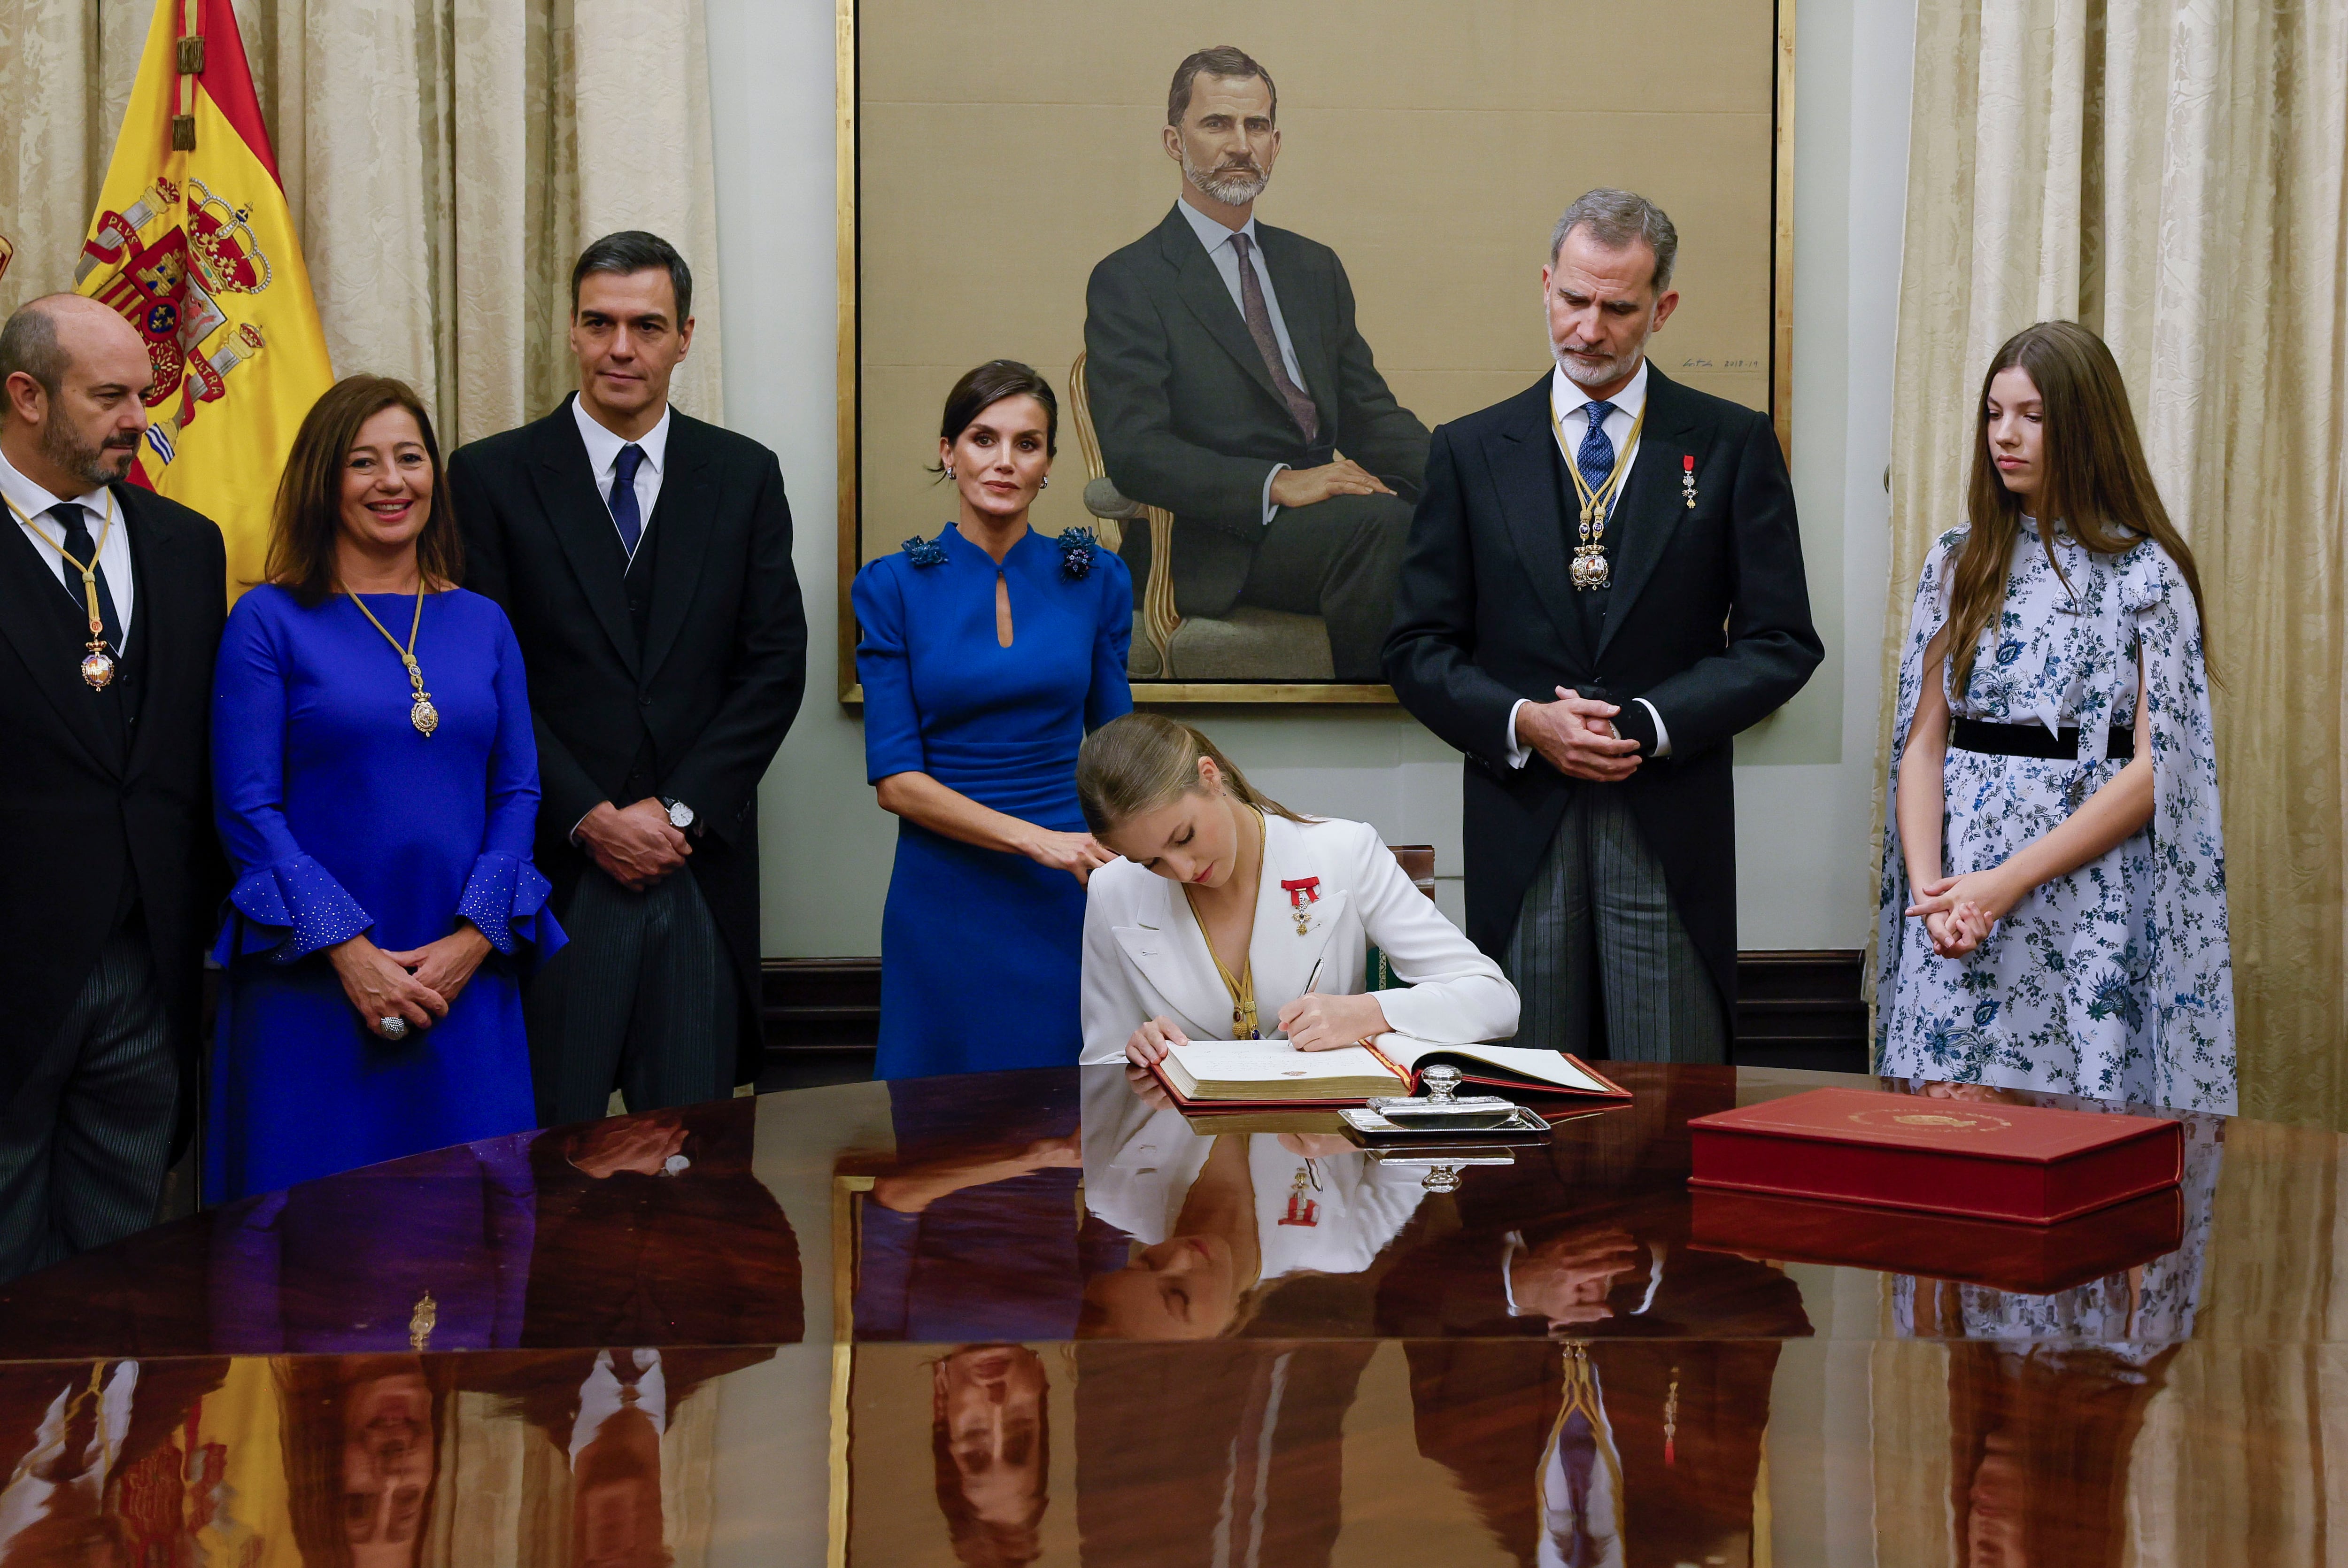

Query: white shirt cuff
left=1504, top=699, right=1533, bottom=769
left=1635, top=697, right=1672, bottom=758
left=1259, top=464, right=1288, bottom=526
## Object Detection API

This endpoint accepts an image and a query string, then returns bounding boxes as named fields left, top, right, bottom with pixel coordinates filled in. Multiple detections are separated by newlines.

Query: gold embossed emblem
left=1846, top=1106, right=2012, bottom=1133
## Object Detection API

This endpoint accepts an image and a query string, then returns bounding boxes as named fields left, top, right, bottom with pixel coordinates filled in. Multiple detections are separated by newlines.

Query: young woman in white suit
left=1075, top=714, right=1519, bottom=1066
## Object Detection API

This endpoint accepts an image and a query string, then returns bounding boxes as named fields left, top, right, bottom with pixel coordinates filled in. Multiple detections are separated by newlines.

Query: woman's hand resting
left=1024, top=828, right=1116, bottom=886
left=1124, top=1014, right=1189, bottom=1067
left=1276, top=991, right=1390, bottom=1052
left=379, top=923, right=494, bottom=1008
left=328, top=933, right=448, bottom=1038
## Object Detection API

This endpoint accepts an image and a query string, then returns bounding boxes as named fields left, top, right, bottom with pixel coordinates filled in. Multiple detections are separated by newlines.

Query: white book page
left=1163, top=1040, right=1399, bottom=1086
left=1375, top=1036, right=1618, bottom=1094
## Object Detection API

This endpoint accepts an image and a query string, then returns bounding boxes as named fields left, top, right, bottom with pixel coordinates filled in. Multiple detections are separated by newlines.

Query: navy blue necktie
left=54, top=503, right=123, bottom=650
left=609, top=443, right=647, bottom=556
left=1576, top=401, right=1619, bottom=508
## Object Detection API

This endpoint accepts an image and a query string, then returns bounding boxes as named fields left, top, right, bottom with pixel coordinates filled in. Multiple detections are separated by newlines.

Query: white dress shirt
left=569, top=1348, right=667, bottom=1466
left=1175, top=196, right=1309, bottom=526
left=0, top=444, right=135, bottom=645
left=1503, top=359, right=1673, bottom=767
left=571, top=396, right=671, bottom=560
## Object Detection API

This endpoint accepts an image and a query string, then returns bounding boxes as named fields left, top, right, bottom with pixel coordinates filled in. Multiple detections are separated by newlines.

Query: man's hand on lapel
left=1516, top=687, right=1643, bottom=781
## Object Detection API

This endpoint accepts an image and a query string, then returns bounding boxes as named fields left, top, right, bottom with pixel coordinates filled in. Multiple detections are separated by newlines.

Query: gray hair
left=0, top=298, right=71, bottom=402
left=1549, top=189, right=1679, bottom=293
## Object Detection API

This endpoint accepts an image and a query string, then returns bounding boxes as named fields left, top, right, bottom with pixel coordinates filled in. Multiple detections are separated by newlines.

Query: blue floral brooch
left=1057, top=527, right=1099, bottom=580
left=901, top=533, right=947, bottom=568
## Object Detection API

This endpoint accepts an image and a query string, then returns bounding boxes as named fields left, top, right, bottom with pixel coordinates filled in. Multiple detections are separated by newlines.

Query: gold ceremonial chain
left=5, top=491, right=121, bottom=688
left=1554, top=401, right=1647, bottom=591
left=347, top=584, right=440, bottom=736
left=1185, top=807, right=1267, bottom=1039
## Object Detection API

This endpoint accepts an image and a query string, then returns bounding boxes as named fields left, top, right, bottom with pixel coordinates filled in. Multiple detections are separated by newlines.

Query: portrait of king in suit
left=1083, top=46, right=1431, bottom=684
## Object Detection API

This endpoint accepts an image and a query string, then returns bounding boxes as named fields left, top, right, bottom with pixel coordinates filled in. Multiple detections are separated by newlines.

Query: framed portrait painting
left=836, top=1, right=1795, bottom=703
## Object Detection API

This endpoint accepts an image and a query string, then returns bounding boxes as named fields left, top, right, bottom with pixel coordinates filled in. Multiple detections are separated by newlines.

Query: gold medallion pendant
left=346, top=583, right=439, bottom=738
left=80, top=646, right=117, bottom=690
left=1570, top=545, right=1611, bottom=591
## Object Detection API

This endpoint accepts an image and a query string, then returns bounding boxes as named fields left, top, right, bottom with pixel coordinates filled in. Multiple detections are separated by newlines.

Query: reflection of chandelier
left=186, top=179, right=270, bottom=294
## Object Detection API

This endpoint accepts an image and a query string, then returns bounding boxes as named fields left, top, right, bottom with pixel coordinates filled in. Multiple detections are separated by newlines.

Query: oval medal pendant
left=410, top=695, right=440, bottom=736
left=80, top=647, right=117, bottom=690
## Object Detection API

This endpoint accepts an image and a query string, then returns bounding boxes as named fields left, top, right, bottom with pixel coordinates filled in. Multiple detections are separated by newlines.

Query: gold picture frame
left=835, top=0, right=1798, bottom=705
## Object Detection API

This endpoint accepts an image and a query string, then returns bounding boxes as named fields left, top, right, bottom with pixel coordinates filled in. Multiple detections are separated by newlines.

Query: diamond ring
left=380, top=1016, right=409, bottom=1041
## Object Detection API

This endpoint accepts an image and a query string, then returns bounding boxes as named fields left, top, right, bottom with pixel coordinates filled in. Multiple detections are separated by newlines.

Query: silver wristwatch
left=661, top=796, right=695, bottom=832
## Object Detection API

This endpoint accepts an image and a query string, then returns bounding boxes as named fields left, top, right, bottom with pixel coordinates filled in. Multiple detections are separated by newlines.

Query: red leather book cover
left=1685, top=1088, right=2183, bottom=1225
left=1688, top=1185, right=2186, bottom=1295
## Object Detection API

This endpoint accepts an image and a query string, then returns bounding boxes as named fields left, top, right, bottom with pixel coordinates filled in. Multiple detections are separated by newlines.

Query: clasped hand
left=1906, top=867, right=2022, bottom=958
left=1517, top=687, right=1642, bottom=782
left=579, top=797, right=691, bottom=891
left=328, top=927, right=491, bottom=1039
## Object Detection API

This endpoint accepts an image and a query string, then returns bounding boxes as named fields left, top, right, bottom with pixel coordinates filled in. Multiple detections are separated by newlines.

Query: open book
left=1152, top=1036, right=1629, bottom=1107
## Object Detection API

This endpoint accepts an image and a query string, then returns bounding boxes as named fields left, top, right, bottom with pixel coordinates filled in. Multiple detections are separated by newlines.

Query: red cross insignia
left=1280, top=877, right=1321, bottom=936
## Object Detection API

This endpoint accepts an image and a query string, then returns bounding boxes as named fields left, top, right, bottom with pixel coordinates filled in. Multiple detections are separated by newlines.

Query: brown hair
left=1167, top=45, right=1276, bottom=127
left=1942, top=321, right=2210, bottom=696
left=265, top=375, right=462, bottom=607
left=1076, top=713, right=1310, bottom=838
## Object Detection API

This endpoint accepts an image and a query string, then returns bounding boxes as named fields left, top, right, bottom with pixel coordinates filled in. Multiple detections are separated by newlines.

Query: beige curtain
left=0, top=0, right=723, bottom=446
left=1878, top=0, right=2348, bottom=1127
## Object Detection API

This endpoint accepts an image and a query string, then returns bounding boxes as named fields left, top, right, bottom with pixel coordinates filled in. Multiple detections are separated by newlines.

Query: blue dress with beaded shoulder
left=208, top=584, right=564, bottom=1201
left=853, top=524, right=1132, bottom=1077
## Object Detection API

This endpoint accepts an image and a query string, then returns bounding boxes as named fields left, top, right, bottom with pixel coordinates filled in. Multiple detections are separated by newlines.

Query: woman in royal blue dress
left=209, top=376, right=562, bottom=1200
left=854, top=360, right=1133, bottom=1077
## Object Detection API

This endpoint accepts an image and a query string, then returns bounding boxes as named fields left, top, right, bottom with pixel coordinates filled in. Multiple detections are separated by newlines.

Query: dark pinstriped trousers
left=525, top=867, right=738, bottom=1127
left=0, top=926, right=176, bottom=1282
left=1501, top=786, right=1728, bottom=1064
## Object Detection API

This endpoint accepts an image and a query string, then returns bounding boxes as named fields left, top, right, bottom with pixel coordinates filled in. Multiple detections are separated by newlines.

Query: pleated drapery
left=1875, top=0, right=2348, bottom=1128
left=0, top=0, right=725, bottom=446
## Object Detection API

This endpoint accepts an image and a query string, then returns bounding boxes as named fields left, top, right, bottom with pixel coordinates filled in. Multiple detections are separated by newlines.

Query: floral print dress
left=1876, top=525, right=2235, bottom=1113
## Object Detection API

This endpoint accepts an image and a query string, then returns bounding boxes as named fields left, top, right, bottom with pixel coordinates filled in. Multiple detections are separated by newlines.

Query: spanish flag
left=76, top=0, right=334, bottom=600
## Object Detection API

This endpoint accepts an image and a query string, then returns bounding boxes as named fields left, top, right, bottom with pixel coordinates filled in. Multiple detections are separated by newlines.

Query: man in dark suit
left=1385, top=191, right=1823, bottom=1061
left=0, top=295, right=224, bottom=1282
left=449, top=232, right=807, bottom=1126
left=1084, top=45, right=1429, bottom=681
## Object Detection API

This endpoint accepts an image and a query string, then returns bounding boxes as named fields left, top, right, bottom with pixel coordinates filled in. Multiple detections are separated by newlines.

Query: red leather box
left=1688, top=1184, right=2186, bottom=1295
left=1685, top=1088, right=2184, bottom=1225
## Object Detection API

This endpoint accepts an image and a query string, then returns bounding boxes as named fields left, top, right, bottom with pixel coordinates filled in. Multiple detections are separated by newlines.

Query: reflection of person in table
left=931, top=1344, right=1050, bottom=1568
left=855, top=1073, right=1129, bottom=1344
left=0, top=1359, right=227, bottom=1567
left=278, top=1355, right=447, bottom=1568
left=1083, top=46, right=1430, bottom=682
left=1075, top=1064, right=1430, bottom=1340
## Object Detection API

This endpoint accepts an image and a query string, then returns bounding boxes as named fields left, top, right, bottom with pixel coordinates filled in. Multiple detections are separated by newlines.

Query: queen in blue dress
left=209, top=376, right=562, bottom=1201
left=854, top=360, right=1133, bottom=1077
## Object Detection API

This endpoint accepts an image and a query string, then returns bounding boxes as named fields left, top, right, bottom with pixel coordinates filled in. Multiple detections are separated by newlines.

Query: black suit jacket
left=447, top=399, right=807, bottom=1079
left=0, top=483, right=224, bottom=1106
left=1084, top=203, right=1430, bottom=614
left=1383, top=370, right=1823, bottom=1009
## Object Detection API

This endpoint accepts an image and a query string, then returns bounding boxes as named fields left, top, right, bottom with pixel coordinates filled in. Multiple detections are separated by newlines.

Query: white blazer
left=1079, top=813, right=1520, bottom=1064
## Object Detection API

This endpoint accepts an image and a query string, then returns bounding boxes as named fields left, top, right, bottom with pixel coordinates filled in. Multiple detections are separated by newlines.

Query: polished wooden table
left=0, top=1062, right=2313, bottom=1565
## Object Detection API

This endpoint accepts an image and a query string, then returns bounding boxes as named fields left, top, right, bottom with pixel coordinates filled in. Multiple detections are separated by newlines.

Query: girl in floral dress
left=1877, top=321, right=2234, bottom=1113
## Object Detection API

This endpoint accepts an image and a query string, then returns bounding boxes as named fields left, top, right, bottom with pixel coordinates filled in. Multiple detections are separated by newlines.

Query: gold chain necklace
left=1184, top=806, right=1267, bottom=1039
left=4, top=490, right=121, bottom=689
left=345, top=581, right=440, bottom=736
left=1554, top=398, right=1647, bottom=591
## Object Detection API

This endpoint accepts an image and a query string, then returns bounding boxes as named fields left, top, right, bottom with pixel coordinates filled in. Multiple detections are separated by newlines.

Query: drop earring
left=944, top=467, right=955, bottom=479
left=1039, top=476, right=1050, bottom=490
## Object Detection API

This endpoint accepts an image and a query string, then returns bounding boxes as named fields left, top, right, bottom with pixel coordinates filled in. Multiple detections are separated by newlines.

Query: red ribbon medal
left=1681, top=454, right=1698, bottom=510
left=1279, top=876, right=1321, bottom=935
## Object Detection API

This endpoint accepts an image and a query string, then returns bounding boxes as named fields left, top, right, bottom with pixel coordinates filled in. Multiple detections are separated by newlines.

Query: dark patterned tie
left=609, top=443, right=647, bottom=555
left=1228, top=232, right=1319, bottom=444
left=54, top=503, right=123, bottom=650
left=1576, top=401, right=1619, bottom=509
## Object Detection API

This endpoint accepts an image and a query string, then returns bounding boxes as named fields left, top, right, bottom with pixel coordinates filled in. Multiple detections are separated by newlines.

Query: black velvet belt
left=1951, top=717, right=2134, bottom=761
